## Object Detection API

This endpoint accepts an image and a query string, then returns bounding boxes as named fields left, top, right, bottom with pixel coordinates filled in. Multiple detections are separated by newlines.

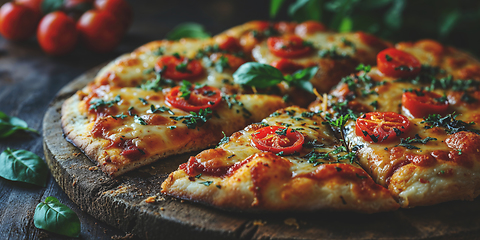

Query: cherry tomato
left=0, top=2, right=38, bottom=40
left=251, top=126, right=305, bottom=155
left=267, top=35, right=312, bottom=58
left=76, top=10, right=123, bottom=53
left=377, top=48, right=421, bottom=78
left=166, top=84, right=222, bottom=112
left=215, top=35, right=240, bottom=51
left=355, top=31, right=390, bottom=49
left=155, top=55, right=203, bottom=81
left=271, top=58, right=303, bottom=73
left=402, top=90, right=449, bottom=118
left=37, top=11, right=78, bottom=55
left=209, top=53, right=245, bottom=71
left=295, top=21, right=326, bottom=36
left=355, top=112, right=410, bottom=143
left=15, top=0, right=42, bottom=15
left=94, top=0, right=132, bottom=32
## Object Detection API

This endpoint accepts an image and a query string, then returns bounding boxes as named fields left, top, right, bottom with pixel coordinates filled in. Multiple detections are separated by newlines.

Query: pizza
left=61, top=20, right=480, bottom=212
left=308, top=40, right=480, bottom=207
left=161, top=106, right=399, bottom=213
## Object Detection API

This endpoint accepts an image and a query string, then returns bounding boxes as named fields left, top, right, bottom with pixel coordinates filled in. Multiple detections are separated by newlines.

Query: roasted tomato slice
left=271, top=58, right=304, bottom=73
left=402, top=90, right=449, bottom=118
left=209, top=53, right=246, bottom=71
left=267, top=35, right=312, bottom=58
left=377, top=48, right=421, bottom=78
left=166, top=84, right=221, bottom=112
left=251, top=126, right=304, bottom=155
left=155, top=55, right=203, bottom=81
left=355, top=112, right=410, bottom=143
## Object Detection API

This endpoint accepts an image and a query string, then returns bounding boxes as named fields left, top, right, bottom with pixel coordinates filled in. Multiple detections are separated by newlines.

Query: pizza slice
left=219, top=20, right=391, bottom=106
left=62, top=82, right=286, bottom=177
left=161, top=106, right=399, bottom=213
left=309, top=40, right=480, bottom=207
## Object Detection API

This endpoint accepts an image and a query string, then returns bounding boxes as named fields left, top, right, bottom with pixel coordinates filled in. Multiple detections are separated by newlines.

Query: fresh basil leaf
left=287, top=67, right=318, bottom=93
left=166, top=23, right=211, bottom=40
left=0, top=111, right=38, bottom=138
left=439, top=9, right=460, bottom=37
left=270, top=0, right=286, bottom=18
left=41, top=0, right=64, bottom=14
left=34, top=196, right=81, bottom=237
left=384, top=0, right=405, bottom=30
left=290, top=66, right=318, bottom=82
left=288, top=0, right=322, bottom=22
left=338, top=16, right=353, bottom=32
left=0, top=148, right=47, bottom=187
left=233, top=62, right=285, bottom=88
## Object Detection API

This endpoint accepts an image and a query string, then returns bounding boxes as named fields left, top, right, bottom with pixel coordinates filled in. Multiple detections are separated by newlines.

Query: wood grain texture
left=42, top=61, right=480, bottom=240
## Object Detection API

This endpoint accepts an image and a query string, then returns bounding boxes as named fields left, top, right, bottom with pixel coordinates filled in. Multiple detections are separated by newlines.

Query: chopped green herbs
left=421, top=113, right=480, bottom=135
left=217, top=131, right=229, bottom=147
left=89, top=95, right=121, bottom=110
left=170, top=108, right=212, bottom=129
left=134, top=115, right=148, bottom=125
left=150, top=105, right=175, bottom=115
left=215, top=56, right=230, bottom=73
left=199, top=181, right=213, bottom=186
left=396, top=135, right=437, bottom=149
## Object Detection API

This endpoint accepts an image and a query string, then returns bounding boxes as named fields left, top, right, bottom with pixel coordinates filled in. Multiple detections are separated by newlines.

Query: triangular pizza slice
left=161, top=106, right=399, bottom=213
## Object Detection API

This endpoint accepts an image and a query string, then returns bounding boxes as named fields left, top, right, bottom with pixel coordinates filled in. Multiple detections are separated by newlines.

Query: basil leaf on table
left=0, top=111, right=38, bottom=138
left=233, top=62, right=318, bottom=93
left=34, top=196, right=81, bottom=238
left=0, top=148, right=48, bottom=187
left=166, top=23, right=211, bottom=40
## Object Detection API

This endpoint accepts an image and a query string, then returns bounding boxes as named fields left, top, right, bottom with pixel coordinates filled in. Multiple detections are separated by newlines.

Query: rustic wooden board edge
left=41, top=65, right=480, bottom=240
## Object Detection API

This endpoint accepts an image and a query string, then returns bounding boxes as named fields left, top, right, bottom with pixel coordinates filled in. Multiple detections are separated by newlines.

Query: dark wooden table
left=0, top=1, right=274, bottom=239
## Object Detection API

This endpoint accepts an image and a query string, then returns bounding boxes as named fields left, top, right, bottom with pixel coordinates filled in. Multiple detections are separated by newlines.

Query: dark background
left=0, top=0, right=479, bottom=239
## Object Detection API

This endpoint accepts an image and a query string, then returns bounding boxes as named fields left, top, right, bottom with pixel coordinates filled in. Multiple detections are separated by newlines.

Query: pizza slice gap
left=62, top=85, right=286, bottom=177
left=161, top=106, right=399, bottom=213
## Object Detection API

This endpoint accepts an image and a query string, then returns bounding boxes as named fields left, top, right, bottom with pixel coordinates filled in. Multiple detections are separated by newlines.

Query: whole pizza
left=61, top=20, right=480, bottom=213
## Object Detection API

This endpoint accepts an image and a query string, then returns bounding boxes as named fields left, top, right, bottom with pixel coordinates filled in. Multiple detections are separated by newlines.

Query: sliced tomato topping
left=295, top=21, right=326, bottom=36
left=271, top=58, right=303, bottom=74
left=251, top=126, right=304, bottom=155
left=215, top=35, right=240, bottom=51
left=165, top=84, right=222, bottom=112
left=155, top=55, right=203, bottom=81
left=377, top=48, right=421, bottom=78
left=267, top=35, right=312, bottom=58
left=209, top=53, right=246, bottom=71
left=355, top=112, right=410, bottom=143
left=402, top=90, right=449, bottom=118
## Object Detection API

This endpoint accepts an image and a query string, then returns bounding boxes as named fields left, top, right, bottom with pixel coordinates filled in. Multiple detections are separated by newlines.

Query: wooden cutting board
left=42, top=65, right=480, bottom=240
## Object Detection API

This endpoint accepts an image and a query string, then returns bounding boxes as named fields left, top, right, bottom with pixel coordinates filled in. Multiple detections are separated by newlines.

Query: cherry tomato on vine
left=0, top=2, right=38, bottom=40
left=165, top=84, right=222, bottom=112
left=155, top=55, right=203, bottom=81
left=267, top=35, right=312, bottom=58
left=355, top=112, right=410, bottom=143
left=377, top=48, right=421, bottom=78
left=94, top=0, right=132, bottom=32
left=76, top=10, right=123, bottom=53
left=402, top=90, right=449, bottom=118
left=251, top=126, right=305, bottom=155
left=37, top=11, right=78, bottom=55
